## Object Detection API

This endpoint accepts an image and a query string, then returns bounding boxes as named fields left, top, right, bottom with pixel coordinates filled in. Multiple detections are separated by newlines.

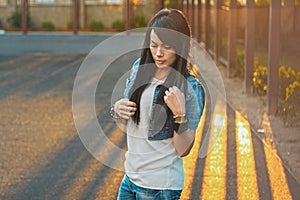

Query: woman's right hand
left=114, top=98, right=137, bottom=120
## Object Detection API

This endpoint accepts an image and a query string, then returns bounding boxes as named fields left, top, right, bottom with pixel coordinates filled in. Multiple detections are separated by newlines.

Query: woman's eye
left=163, top=45, right=172, bottom=50
left=150, top=44, right=157, bottom=48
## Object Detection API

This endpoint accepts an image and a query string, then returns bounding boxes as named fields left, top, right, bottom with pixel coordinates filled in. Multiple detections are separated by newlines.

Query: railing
left=183, top=0, right=293, bottom=115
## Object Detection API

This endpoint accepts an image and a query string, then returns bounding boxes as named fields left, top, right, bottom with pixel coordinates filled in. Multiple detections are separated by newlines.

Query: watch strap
left=174, top=122, right=188, bottom=134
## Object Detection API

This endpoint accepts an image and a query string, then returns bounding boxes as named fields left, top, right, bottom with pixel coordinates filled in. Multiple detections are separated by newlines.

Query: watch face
left=174, top=116, right=187, bottom=124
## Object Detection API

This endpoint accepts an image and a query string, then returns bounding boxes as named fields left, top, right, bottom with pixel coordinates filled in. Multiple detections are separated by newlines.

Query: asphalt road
left=0, top=33, right=299, bottom=200
left=0, top=32, right=111, bottom=56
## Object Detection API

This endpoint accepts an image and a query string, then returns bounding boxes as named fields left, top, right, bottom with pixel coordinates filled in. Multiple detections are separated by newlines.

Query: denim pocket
left=136, top=188, right=182, bottom=200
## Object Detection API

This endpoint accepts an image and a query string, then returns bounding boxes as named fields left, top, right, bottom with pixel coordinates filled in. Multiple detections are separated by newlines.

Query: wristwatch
left=173, top=114, right=188, bottom=134
left=173, top=114, right=187, bottom=124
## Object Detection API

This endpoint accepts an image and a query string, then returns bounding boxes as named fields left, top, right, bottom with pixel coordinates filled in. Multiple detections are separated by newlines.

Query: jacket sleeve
left=193, top=80, right=206, bottom=118
left=186, top=76, right=206, bottom=130
left=123, top=58, right=140, bottom=98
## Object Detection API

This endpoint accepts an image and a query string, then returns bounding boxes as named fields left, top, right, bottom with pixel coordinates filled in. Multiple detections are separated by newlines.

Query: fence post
left=214, top=0, right=221, bottom=65
left=197, top=0, right=202, bottom=42
left=158, top=0, right=164, bottom=10
left=125, top=0, right=131, bottom=30
left=205, top=0, right=210, bottom=51
left=179, top=0, right=183, bottom=11
left=267, top=0, right=281, bottom=115
left=21, top=0, right=28, bottom=34
left=186, top=0, right=190, bottom=23
left=72, top=0, right=78, bottom=34
left=191, top=0, right=195, bottom=37
left=244, top=0, right=255, bottom=94
left=227, top=0, right=237, bottom=78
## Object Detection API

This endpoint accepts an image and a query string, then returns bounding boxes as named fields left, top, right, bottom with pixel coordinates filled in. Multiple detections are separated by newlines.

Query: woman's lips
left=155, top=60, right=165, bottom=64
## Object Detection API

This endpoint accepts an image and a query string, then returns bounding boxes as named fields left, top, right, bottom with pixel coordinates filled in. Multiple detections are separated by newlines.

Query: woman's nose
left=156, top=47, right=164, bottom=57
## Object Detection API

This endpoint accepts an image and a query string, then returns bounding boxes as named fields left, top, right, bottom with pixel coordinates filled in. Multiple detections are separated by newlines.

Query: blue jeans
left=117, top=174, right=182, bottom=200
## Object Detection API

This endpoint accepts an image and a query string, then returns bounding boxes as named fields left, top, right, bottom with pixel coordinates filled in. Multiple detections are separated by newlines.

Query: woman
left=111, top=9, right=205, bottom=199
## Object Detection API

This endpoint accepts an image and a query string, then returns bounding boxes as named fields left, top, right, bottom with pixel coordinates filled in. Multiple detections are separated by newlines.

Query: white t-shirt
left=125, top=78, right=184, bottom=190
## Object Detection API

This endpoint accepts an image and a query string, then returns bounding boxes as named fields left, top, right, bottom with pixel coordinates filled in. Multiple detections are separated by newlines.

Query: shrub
left=112, top=19, right=125, bottom=31
left=7, top=12, right=22, bottom=28
left=279, top=66, right=300, bottom=99
left=41, top=21, right=55, bottom=31
left=131, top=13, right=147, bottom=28
left=89, top=20, right=104, bottom=31
left=7, top=12, right=32, bottom=28
left=253, top=64, right=300, bottom=126
left=252, top=64, right=268, bottom=95
left=67, top=21, right=72, bottom=30
left=278, top=67, right=300, bottom=126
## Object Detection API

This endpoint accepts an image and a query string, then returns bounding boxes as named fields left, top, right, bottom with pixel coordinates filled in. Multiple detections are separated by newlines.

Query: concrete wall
left=0, top=8, right=11, bottom=27
left=0, top=0, right=155, bottom=29
left=85, top=4, right=123, bottom=28
left=29, top=5, right=72, bottom=29
left=0, top=0, right=18, bottom=27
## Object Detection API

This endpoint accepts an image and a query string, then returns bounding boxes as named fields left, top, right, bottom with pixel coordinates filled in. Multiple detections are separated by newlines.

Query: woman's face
left=150, top=30, right=177, bottom=69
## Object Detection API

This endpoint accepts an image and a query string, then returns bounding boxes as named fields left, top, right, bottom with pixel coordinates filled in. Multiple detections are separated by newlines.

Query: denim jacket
left=124, top=58, right=205, bottom=140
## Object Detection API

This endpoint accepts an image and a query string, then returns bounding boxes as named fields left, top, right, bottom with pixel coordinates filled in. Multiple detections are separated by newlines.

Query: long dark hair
left=129, top=9, right=192, bottom=125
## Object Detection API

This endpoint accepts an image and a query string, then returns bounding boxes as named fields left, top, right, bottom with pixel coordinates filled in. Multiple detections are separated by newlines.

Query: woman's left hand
left=164, top=86, right=186, bottom=116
